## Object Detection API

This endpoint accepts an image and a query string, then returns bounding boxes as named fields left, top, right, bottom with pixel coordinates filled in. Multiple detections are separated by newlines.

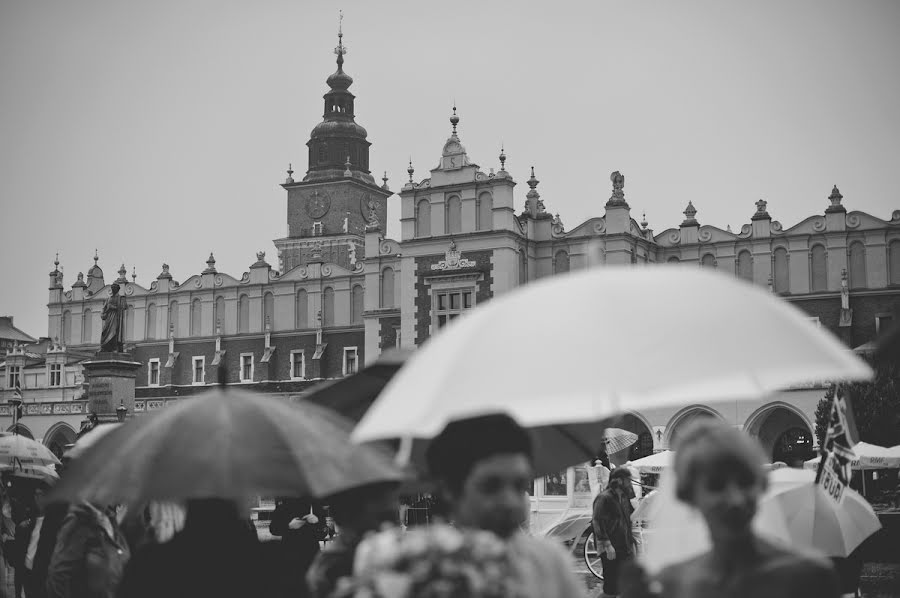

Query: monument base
left=81, top=352, right=142, bottom=420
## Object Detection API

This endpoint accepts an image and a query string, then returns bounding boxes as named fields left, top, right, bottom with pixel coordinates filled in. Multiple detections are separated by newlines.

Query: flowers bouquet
left=333, top=524, right=527, bottom=598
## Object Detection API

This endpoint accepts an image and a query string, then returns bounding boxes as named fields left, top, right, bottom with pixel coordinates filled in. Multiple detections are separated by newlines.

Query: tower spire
left=334, top=10, right=347, bottom=69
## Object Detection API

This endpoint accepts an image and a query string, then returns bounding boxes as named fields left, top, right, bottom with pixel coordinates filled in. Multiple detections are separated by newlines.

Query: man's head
left=426, top=413, right=533, bottom=538
left=110, top=283, right=120, bottom=295
left=608, top=466, right=635, bottom=499
left=673, top=419, right=768, bottom=540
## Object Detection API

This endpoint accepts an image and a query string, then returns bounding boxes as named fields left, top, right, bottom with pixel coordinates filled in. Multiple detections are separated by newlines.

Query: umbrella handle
left=395, top=436, right=413, bottom=468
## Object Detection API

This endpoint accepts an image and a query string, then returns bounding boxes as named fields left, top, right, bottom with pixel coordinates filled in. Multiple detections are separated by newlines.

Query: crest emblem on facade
left=431, top=240, right=476, bottom=271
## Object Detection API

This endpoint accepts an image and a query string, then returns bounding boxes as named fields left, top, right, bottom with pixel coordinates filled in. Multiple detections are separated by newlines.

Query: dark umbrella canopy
left=46, top=388, right=404, bottom=507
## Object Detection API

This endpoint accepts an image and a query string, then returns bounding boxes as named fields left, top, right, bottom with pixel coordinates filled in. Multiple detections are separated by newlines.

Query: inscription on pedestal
left=81, top=355, right=141, bottom=420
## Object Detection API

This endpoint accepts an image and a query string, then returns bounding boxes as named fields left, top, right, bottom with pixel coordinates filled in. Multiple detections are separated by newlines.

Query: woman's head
left=673, top=419, right=768, bottom=539
left=608, top=467, right=635, bottom=498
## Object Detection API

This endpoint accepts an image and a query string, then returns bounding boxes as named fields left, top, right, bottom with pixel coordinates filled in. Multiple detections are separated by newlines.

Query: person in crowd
left=588, top=452, right=612, bottom=498
left=268, top=496, right=330, bottom=598
left=306, top=481, right=400, bottom=598
left=593, top=467, right=636, bottom=597
left=1, top=493, right=18, bottom=598
left=117, top=498, right=264, bottom=598
left=45, top=501, right=130, bottom=598
left=11, top=484, right=50, bottom=598
left=424, top=413, right=584, bottom=598
left=621, top=418, right=839, bottom=598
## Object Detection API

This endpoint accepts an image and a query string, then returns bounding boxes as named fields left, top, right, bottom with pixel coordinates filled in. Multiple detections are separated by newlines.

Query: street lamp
left=116, top=401, right=127, bottom=423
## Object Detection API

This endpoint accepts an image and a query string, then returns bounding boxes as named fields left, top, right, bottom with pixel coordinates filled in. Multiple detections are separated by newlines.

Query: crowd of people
left=0, top=414, right=857, bottom=598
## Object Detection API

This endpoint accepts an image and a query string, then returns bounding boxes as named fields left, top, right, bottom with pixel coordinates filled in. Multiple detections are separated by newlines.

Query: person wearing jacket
left=593, top=467, right=636, bottom=597
left=268, top=498, right=330, bottom=598
left=45, top=502, right=130, bottom=598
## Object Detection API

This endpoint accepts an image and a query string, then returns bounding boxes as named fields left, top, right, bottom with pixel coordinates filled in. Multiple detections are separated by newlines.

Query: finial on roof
left=682, top=201, right=698, bottom=226
left=132, top=267, right=136, bottom=283
left=641, top=212, right=648, bottom=229
left=826, top=184, right=845, bottom=213
left=528, top=166, right=539, bottom=189
left=382, top=171, right=389, bottom=190
left=407, top=158, right=414, bottom=183
left=751, top=198, right=770, bottom=220
left=450, top=104, right=459, bottom=135
left=118, top=263, right=127, bottom=280
left=285, top=163, right=294, bottom=184
left=499, top=145, right=506, bottom=171
left=93, top=249, right=99, bottom=265
left=343, top=155, right=352, bottom=177
left=606, top=171, right=627, bottom=207
left=204, top=252, right=217, bottom=274
left=334, top=10, right=347, bottom=67
left=54, top=253, right=59, bottom=268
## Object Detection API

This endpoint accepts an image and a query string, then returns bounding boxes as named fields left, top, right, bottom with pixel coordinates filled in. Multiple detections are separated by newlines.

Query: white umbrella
left=805, top=442, right=900, bottom=471
left=0, top=433, right=61, bottom=468
left=353, top=267, right=872, bottom=445
left=602, top=428, right=639, bottom=454
left=65, top=423, right=121, bottom=460
left=626, top=450, right=674, bottom=475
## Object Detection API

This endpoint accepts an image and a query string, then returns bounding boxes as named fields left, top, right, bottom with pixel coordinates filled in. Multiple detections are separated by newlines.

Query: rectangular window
left=49, top=364, right=62, bottom=387
left=240, top=353, right=254, bottom=382
left=543, top=470, right=568, bottom=496
left=290, top=350, right=305, bottom=380
left=192, top=356, right=206, bottom=385
left=148, top=359, right=160, bottom=386
left=876, top=315, right=893, bottom=335
left=343, top=347, right=358, bottom=376
left=312, top=222, right=323, bottom=236
left=393, top=326, right=401, bottom=349
left=7, top=366, right=21, bottom=389
left=434, top=290, right=475, bottom=330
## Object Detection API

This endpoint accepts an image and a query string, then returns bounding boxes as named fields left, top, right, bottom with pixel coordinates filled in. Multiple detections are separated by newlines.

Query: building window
left=49, top=364, right=62, bottom=387
left=701, top=254, right=716, bottom=268
left=7, top=366, right=21, bottom=389
left=890, top=241, right=900, bottom=285
left=148, top=359, right=160, bottom=386
left=82, top=309, right=93, bottom=344
left=543, top=470, right=568, bottom=496
left=61, top=310, right=71, bottom=345
left=477, top=192, right=493, bottom=231
left=238, top=295, right=249, bottom=333
left=191, top=299, right=202, bottom=336
left=290, top=350, right=305, bottom=380
left=519, top=249, right=528, bottom=285
left=416, top=199, right=431, bottom=237
left=445, top=196, right=462, bottom=234
left=876, top=315, right=894, bottom=335
left=263, top=292, right=275, bottom=330
left=554, top=250, right=570, bottom=274
left=848, top=242, right=866, bottom=289
left=192, top=356, right=206, bottom=385
left=434, top=289, right=474, bottom=330
left=810, top=244, right=827, bottom=291
left=169, top=301, right=179, bottom=338
left=343, top=347, right=359, bottom=376
left=214, top=296, right=226, bottom=334
left=125, top=305, right=134, bottom=341
left=296, top=289, right=308, bottom=328
left=322, top=287, right=335, bottom=327
left=240, top=353, right=254, bottom=382
left=773, top=247, right=789, bottom=293
left=351, top=285, right=364, bottom=324
left=380, top=267, right=395, bottom=308
left=737, top=250, right=753, bottom=282
left=393, top=326, right=401, bottom=348
left=146, top=303, right=157, bottom=340
left=667, top=256, right=680, bottom=264
left=312, top=222, right=323, bottom=236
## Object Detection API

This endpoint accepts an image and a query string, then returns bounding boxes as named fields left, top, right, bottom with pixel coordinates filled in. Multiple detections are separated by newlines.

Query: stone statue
left=100, top=283, right=127, bottom=353
left=609, top=171, right=626, bottom=205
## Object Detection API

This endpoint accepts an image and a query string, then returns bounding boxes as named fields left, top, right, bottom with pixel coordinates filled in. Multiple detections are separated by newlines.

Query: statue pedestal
left=81, top=353, right=142, bottom=422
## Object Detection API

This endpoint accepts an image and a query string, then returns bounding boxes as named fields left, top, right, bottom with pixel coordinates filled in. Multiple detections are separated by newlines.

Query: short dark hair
left=426, top=413, right=532, bottom=494
left=673, top=418, right=767, bottom=504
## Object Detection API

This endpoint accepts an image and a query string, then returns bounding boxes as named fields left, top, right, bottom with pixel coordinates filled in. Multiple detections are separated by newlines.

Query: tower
left=275, top=17, right=391, bottom=273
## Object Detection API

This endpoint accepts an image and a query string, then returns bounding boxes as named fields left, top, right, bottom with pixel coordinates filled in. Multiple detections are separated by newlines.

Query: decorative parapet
left=0, top=401, right=87, bottom=416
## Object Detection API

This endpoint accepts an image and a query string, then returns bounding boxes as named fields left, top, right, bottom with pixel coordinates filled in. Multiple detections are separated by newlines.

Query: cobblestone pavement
left=572, top=555, right=900, bottom=597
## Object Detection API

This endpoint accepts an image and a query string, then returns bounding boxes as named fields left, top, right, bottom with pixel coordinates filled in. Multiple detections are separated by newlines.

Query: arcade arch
left=744, top=402, right=814, bottom=466
left=44, top=422, right=77, bottom=460
left=664, top=405, right=725, bottom=448
left=605, top=412, right=654, bottom=464
left=5, top=424, right=33, bottom=439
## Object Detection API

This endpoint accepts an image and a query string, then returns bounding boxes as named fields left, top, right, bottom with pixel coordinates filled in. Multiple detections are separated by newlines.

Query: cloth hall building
left=2, top=36, right=899, bottom=519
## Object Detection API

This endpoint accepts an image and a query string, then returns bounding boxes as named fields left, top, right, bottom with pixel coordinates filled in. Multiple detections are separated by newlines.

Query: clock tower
left=275, top=21, right=391, bottom=273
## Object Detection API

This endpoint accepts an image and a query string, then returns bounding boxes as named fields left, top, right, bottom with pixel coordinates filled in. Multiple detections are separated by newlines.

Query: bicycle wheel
left=583, top=530, right=604, bottom=580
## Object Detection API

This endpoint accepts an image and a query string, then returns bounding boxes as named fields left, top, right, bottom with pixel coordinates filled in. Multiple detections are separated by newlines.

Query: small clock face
left=358, top=193, right=378, bottom=217
left=306, top=189, right=332, bottom=219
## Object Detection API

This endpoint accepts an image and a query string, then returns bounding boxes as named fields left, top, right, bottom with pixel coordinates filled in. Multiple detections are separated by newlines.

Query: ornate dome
left=309, top=119, right=368, bottom=139
left=326, top=68, right=353, bottom=90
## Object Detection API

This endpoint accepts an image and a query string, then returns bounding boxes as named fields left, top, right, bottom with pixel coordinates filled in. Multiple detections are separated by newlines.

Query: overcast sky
left=1, top=0, right=898, bottom=338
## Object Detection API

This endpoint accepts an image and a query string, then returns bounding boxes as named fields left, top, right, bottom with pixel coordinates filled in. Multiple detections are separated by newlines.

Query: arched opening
left=322, top=287, right=335, bottom=327
left=811, top=244, right=827, bottom=291
left=263, top=292, right=275, bottom=330
left=667, top=256, right=680, bottom=264
left=745, top=403, right=814, bottom=467
left=849, top=241, right=866, bottom=289
left=737, top=250, right=753, bottom=282
left=351, top=285, right=364, bottom=324
left=82, top=309, right=93, bottom=344
left=125, top=305, right=134, bottom=341
left=554, top=250, right=569, bottom=274
left=380, top=268, right=395, bottom=308
left=237, top=295, right=249, bottom=333
left=169, top=301, right=179, bottom=338
left=604, top=412, right=654, bottom=465
left=477, top=192, right=493, bottom=231
left=890, top=240, right=900, bottom=285
left=146, top=303, right=157, bottom=340
left=773, top=247, right=789, bottom=293
left=296, top=289, right=308, bottom=328
left=445, top=196, right=461, bottom=234
left=214, top=296, right=226, bottom=334
left=61, top=311, right=71, bottom=345
left=666, top=406, right=724, bottom=448
left=518, top=249, right=527, bottom=285
left=191, top=298, right=202, bottom=336
left=44, top=423, right=77, bottom=460
left=701, top=254, right=716, bottom=268
left=416, top=199, right=431, bottom=237
left=6, top=425, right=33, bottom=439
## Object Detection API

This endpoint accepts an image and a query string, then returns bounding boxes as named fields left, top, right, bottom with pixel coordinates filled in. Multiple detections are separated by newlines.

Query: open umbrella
left=353, top=267, right=871, bottom=449
left=804, top=442, right=900, bottom=471
left=0, top=433, right=61, bottom=469
left=64, top=423, right=121, bottom=460
left=46, top=388, right=405, bottom=507
left=602, top=428, right=639, bottom=455
left=4, top=464, right=58, bottom=485
left=629, top=450, right=674, bottom=474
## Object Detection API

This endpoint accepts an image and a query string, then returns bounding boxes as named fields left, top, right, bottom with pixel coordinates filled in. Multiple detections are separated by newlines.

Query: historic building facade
left=2, top=33, right=900, bottom=520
